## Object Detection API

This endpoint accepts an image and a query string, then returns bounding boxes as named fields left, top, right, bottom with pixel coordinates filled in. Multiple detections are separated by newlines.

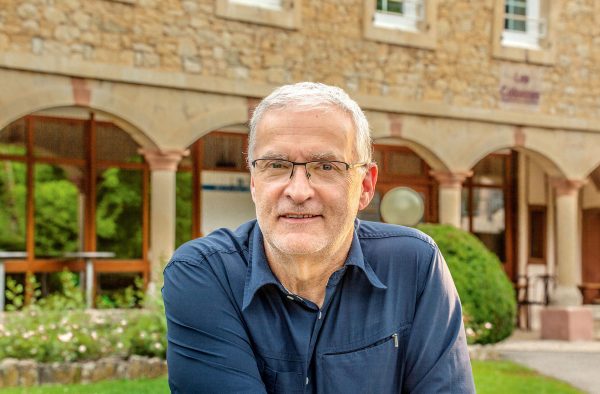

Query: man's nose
left=284, top=165, right=314, bottom=203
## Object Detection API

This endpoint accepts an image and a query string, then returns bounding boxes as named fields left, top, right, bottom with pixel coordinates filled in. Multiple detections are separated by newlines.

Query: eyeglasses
left=251, top=159, right=366, bottom=185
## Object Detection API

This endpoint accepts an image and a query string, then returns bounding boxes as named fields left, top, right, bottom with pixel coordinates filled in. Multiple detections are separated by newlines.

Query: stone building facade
left=1, top=0, right=599, bottom=329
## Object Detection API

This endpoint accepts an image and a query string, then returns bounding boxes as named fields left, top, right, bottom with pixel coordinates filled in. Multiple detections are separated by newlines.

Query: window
left=176, top=132, right=254, bottom=242
left=364, top=0, right=436, bottom=49
left=502, top=0, right=545, bottom=49
left=215, top=0, right=301, bottom=30
left=374, top=0, right=423, bottom=31
left=528, top=206, right=546, bottom=264
left=0, top=114, right=150, bottom=299
left=492, top=0, right=555, bottom=64
left=230, top=0, right=281, bottom=9
left=461, top=153, right=515, bottom=264
left=358, top=145, right=437, bottom=224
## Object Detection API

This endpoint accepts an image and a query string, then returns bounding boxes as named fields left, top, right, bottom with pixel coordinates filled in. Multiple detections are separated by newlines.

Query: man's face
left=250, top=106, right=377, bottom=258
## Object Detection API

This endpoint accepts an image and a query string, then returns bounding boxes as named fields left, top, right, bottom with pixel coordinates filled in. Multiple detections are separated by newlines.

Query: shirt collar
left=242, top=219, right=387, bottom=311
left=242, top=225, right=281, bottom=311
left=345, top=219, right=387, bottom=290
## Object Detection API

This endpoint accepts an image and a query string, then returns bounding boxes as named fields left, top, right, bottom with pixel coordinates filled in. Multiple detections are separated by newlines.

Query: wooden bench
left=577, top=282, right=600, bottom=304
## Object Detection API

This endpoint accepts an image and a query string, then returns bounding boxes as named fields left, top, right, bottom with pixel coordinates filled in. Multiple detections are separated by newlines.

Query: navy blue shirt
left=163, top=219, right=475, bottom=393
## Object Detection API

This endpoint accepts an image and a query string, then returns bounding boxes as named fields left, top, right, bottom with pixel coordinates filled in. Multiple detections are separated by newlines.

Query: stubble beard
left=258, top=206, right=356, bottom=264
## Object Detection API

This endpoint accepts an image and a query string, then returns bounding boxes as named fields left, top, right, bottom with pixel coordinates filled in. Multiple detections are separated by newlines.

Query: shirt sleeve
left=402, top=247, right=476, bottom=393
left=162, top=259, right=267, bottom=394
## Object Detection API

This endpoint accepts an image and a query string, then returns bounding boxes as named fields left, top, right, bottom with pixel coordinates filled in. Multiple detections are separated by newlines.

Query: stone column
left=140, top=149, right=188, bottom=298
left=550, top=178, right=586, bottom=306
left=430, top=171, right=472, bottom=228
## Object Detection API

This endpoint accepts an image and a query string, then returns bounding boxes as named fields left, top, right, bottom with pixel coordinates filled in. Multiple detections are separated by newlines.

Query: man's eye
left=320, top=163, right=334, bottom=171
left=268, top=161, right=288, bottom=169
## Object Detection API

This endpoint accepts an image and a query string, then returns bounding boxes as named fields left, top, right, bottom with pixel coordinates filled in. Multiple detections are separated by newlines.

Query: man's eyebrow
left=309, top=152, right=340, bottom=161
left=257, top=151, right=288, bottom=160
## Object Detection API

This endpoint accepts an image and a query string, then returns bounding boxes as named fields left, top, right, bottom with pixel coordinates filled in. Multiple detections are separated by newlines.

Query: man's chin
left=270, top=236, right=328, bottom=256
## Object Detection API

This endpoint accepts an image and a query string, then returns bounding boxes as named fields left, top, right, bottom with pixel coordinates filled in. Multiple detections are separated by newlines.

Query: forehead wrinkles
left=258, top=105, right=352, bottom=132
left=257, top=151, right=343, bottom=161
left=254, top=109, right=357, bottom=159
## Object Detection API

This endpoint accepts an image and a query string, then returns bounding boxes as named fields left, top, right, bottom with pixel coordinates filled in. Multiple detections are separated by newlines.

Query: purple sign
left=499, top=65, right=542, bottom=106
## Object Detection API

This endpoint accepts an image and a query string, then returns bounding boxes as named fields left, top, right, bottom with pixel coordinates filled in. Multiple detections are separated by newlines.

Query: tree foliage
left=175, top=171, right=193, bottom=248
left=96, top=167, right=143, bottom=258
left=0, top=159, right=26, bottom=250
left=0, top=151, right=143, bottom=259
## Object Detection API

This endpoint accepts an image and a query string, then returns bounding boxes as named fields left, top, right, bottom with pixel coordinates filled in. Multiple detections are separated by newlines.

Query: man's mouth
left=281, top=214, right=321, bottom=219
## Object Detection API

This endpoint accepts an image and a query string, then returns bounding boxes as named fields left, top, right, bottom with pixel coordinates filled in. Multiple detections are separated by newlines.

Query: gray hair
left=247, top=82, right=372, bottom=166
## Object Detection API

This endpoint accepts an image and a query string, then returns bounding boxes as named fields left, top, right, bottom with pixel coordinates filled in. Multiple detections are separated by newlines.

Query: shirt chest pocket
left=318, top=330, right=407, bottom=394
left=263, top=367, right=305, bottom=394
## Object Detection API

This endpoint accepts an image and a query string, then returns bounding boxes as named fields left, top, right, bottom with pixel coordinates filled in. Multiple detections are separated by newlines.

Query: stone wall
left=1, top=0, right=599, bottom=120
left=0, top=355, right=167, bottom=388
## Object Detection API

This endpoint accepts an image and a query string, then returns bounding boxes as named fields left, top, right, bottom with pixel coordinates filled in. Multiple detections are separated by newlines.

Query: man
left=163, top=82, right=475, bottom=393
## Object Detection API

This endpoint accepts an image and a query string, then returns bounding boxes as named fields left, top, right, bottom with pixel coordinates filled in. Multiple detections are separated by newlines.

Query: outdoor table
left=0, top=251, right=27, bottom=312
left=63, top=251, right=115, bottom=308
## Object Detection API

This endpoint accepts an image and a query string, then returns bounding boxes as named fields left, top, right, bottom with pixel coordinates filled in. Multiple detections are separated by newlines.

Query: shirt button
left=318, top=311, right=322, bottom=319
left=286, top=295, right=294, bottom=300
left=305, top=377, right=309, bottom=385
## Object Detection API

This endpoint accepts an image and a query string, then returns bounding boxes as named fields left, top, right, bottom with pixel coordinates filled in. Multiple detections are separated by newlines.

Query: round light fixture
left=379, top=187, right=425, bottom=226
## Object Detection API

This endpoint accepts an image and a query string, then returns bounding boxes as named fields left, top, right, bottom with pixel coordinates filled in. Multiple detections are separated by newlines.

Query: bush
left=33, top=270, right=85, bottom=311
left=0, top=271, right=166, bottom=362
left=0, top=302, right=166, bottom=362
left=96, top=276, right=146, bottom=309
left=417, top=224, right=516, bottom=344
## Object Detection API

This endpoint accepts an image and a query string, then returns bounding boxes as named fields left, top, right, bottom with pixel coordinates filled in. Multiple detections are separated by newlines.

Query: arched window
left=176, top=131, right=254, bottom=246
left=0, top=113, right=149, bottom=306
left=461, top=151, right=516, bottom=268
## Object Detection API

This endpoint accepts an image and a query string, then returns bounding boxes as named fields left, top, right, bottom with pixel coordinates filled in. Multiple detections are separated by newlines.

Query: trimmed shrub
left=417, top=224, right=516, bottom=344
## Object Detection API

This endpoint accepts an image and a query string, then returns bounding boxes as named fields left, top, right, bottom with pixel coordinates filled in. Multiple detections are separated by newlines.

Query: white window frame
left=229, top=0, right=282, bottom=10
left=502, top=0, right=546, bottom=49
left=374, top=0, right=424, bottom=32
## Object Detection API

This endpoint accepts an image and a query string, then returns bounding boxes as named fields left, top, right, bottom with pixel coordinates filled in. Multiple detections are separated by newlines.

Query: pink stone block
left=540, top=307, right=594, bottom=341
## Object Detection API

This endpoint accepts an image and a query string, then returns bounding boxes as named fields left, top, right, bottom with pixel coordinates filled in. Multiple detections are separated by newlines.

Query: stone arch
left=582, top=156, right=600, bottom=181
left=177, top=105, right=249, bottom=149
left=0, top=85, right=74, bottom=131
left=86, top=90, right=161, bottom=150
left=0, top=78, right=159, bottom=150
left=372, top=136, right=449, bottom=172
left=467, top=144, right=565, bottom=178
left=370, top=113, right=568, bottom=179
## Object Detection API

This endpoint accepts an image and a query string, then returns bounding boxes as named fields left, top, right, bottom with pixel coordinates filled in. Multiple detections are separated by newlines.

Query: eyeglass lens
left=253, top=159, right=347, bottom=185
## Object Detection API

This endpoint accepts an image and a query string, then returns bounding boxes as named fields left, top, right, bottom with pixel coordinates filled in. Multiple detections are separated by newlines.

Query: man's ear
left=358, top=163, right=378, bottom=211
left=250, top=173, right=257, bottom=203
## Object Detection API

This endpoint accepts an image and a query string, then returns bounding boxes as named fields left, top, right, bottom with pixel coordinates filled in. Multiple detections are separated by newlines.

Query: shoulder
left=357, top=220, right=437, bottom=253
left=165, top=220, right=257, bottom=271
left=357, top=221, right=440, bottom=294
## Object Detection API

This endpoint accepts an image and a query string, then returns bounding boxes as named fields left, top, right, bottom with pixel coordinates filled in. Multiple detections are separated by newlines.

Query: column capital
left=139, top=148, right=189, bottom=171
left=430, top=170, right=473, bottom=187
left=550, top=177, right=587, bottom=197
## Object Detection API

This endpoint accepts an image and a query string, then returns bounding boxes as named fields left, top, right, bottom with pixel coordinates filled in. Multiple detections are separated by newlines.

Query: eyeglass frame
left=250, top=158, right=368, bottom=182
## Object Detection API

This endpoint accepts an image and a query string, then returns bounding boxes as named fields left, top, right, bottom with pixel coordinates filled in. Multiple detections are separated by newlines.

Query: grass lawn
left=0, top=377, right=170, bottom=393
left=473, top=360, right=584, bottom=394
left=0, top=361, right=584, bottom=393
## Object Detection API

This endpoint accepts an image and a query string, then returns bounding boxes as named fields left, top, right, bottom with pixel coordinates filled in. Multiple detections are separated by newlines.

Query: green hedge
left=417, top=224, right=516, bottom=344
